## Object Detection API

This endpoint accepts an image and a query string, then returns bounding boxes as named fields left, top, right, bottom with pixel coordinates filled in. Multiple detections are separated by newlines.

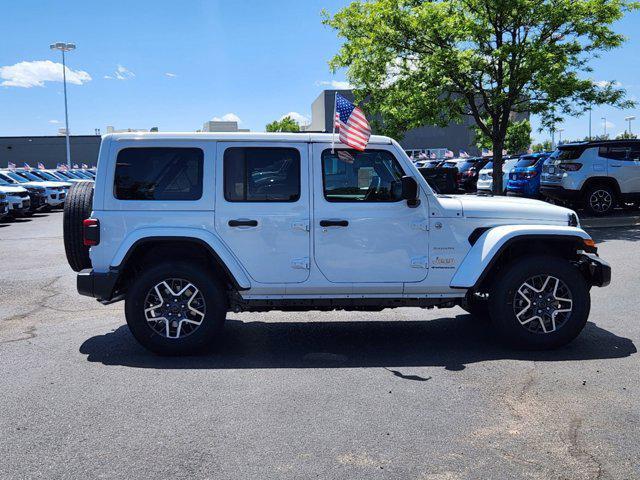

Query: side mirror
left=401, top=176, right=420, bottom=207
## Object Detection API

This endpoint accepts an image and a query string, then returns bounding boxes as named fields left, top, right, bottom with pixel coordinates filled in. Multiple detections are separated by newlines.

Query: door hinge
left=410, top=256, right=429, bottom=269
left=291, top=257, right=310, bottom=270
left=292, top=221, right=310, bottom=232
left=411, top=220, right=429, bottom=231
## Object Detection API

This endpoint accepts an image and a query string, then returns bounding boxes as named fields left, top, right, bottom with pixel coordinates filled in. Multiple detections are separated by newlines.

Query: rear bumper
left=540, top=185, right=582, bottom=201
left=77, top=268, right=120, bottom=302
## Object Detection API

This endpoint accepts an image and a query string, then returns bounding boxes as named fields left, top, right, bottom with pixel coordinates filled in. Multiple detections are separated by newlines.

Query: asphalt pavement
left=0, top=212, right=638, bottom=480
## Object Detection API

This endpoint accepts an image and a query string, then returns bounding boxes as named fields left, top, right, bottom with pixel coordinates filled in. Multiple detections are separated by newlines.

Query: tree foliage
left=323, top=0, right=637, bottom=193
left=532, top=140, right=553, bottom=152
left=616, top=130, right=638, bottom=139
left=475, top=119, right=532, bottom=154
left=266, top=116, right=300, bottom=132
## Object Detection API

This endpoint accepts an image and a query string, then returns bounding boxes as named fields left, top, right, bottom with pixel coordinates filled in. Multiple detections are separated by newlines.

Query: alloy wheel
left=513, top=275, right=573, bottom=334
left=144, top=278, right=206, bottom=339
left=589, top=189, right=613, bottom=213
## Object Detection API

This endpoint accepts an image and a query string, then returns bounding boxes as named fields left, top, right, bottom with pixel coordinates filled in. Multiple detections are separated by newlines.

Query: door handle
left=228, top=219, right=258, bottom=227
left=319, top=219, right=349, bottom=227
left=610, top=164, right=622, bottom=168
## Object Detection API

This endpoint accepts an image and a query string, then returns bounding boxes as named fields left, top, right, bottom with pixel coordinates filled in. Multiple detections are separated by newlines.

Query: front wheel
left=125, top=261, right=228, bottom=355
left=488, top=255, right=590, bottom=350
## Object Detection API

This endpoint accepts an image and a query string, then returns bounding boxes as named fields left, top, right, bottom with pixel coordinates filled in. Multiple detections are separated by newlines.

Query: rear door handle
left=320, top=219, right=349, bottom=227
left=228, top=219, right=258, bottom=227
left=610, top=164, right=622, bottom=168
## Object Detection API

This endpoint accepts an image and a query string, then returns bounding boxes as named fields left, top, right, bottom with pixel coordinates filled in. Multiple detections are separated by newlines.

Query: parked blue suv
left=506, top=153, right=551, bottom=198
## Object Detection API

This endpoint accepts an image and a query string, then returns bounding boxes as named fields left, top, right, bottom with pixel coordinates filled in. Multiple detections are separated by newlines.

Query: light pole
left=588, top=106, right=592, bottom=140
left=625, top=115, right=636, bottom=135
left=601, top=117, right=607, bottom=137
left=50, top=42, right=76, bottom=169
left=558, top=128, right=564, bottom=145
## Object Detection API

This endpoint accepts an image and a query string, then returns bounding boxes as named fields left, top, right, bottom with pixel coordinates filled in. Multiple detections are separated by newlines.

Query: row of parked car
left=415, top=139, right=640, bottom=216
left=0, top=168, right=95, bottom=219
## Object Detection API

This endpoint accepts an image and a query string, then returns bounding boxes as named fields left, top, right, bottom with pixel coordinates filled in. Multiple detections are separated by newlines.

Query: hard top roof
left=105, top=131, right=393, bottom=144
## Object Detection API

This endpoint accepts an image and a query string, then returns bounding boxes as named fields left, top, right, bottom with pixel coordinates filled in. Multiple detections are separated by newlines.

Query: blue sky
left=1, top=0, right=639, bottom=144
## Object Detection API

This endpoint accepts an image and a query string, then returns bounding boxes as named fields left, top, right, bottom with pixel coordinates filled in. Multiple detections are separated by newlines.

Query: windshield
left=17, top=171, right=43, bottom=182
left=515, top=156, right=540, bottom=168
left=64, top=171, right=82, bottom=179
left=5, top=172, right=28, bottom=183
left=35, top=170, right=63, bottom=181
left=74, top=171, right=92, bottom=179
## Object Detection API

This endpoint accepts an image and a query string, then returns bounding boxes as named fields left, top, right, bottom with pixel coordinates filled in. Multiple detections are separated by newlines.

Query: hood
left=0, top=185, right=28, bottom=194
left=455, top=194, right=574, bottom=224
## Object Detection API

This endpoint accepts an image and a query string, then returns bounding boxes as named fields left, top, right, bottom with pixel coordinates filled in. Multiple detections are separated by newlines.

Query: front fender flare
left=450, top=225, right=591, bottom=289
left=111, top=227, right=252, bottom=290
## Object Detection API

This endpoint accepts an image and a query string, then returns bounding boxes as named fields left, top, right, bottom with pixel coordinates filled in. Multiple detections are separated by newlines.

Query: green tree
left=475, top=119, right=532, bottom=154
left=323, top=0, right=636, bottom=193
left=616, top=130, right=638, bottom=139
left=266, top=116, right=300, bottom=133
left=531, top=139, right=553, bottom=152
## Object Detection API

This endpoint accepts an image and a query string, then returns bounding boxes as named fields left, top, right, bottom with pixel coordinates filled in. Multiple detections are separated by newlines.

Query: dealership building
left=0, top=89, right=526, bottom=167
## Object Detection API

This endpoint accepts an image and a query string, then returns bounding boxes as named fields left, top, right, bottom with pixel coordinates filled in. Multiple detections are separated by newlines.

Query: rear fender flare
left=111, top=227, right=251, bottom=290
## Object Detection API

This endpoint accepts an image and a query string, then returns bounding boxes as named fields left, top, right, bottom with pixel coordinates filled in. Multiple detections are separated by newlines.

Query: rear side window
left=114, top=148, right=203, bottom=201
left=224, top=147, right=300, bottom=202
left=629, top=145, right=640, bottom=161
left=598, top=146, right=629, bottom=160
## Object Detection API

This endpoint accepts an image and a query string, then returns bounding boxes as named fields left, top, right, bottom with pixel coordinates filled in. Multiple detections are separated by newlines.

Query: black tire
left=584, top=184, right=616, bottom=216
left=125, top=261, right=228, bottom=355
left=488, top=255, right=590, bottom=350
left=63, top=182, right=94, bottom=272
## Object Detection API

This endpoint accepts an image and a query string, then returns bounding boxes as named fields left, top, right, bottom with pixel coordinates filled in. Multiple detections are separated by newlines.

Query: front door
left=312, top=145, right=430, bottom=284
left=215, top=142, right=310, bottom=283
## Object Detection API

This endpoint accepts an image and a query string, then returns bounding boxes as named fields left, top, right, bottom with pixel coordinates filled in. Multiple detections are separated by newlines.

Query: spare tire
left=63, top=182, right=94, bottom=272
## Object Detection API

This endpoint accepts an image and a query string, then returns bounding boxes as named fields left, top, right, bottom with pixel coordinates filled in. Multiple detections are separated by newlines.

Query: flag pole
left=331, top=92, right=337, bottom=153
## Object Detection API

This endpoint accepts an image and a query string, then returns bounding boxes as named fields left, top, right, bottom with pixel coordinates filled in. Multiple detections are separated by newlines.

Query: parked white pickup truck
left=63, top=133, right=610, bottom=355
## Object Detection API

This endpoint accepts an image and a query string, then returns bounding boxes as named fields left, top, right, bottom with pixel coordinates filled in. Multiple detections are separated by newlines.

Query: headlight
left=568, top=212, right=579, bottom=227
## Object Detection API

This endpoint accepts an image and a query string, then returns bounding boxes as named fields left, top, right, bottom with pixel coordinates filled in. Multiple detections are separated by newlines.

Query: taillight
left=560, top=163, right=582, bottom=171
left=83, top=218, right=100, bottom=246
left=523, top=171, right=538, bottom=179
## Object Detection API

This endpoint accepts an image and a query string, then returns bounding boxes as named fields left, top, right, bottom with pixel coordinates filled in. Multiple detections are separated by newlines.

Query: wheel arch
left=112, top=229, right=251, bottom=293
left=450, top=226, right=593, bottom=291
left=581, top=176, right=621, bottom=196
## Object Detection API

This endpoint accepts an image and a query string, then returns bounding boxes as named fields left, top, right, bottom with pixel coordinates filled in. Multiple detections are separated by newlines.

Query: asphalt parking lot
left=1, top=212, right=639, bottom=480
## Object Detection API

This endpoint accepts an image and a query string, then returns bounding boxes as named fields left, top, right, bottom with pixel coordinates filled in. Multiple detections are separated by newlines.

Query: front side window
left=224, top=147, right=300, bottom=202
left=114, top=147, right=203, bottom=201
left=627, top=144, right=640, bottom=161
left=322, top=149, right=405, bottom=202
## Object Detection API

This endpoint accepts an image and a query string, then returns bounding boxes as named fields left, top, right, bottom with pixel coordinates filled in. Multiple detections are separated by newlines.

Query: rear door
left=600, top=144, right=635, bottom=193
left=312, top=144, right=430, bottom=285
left=214, top=142, right=310, bottom=284
left=624, top=144, right=640, bottom=194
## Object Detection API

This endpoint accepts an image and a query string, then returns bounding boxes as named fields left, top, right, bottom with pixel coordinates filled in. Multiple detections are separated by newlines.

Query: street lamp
left=601, top=117, right=607, bottom=137
left=558, top=128, right=564, bottom=144
left=49, top=42, right=76, bottom=169
left=625, top=115, right=636, bottom=135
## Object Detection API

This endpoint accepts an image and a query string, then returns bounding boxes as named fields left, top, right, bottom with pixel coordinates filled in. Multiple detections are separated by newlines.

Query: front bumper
left=540, top=185, right=582, bottom=201
left=77, top=268, right=120, bottom=302
left=578, top=253, right=611, bottom=288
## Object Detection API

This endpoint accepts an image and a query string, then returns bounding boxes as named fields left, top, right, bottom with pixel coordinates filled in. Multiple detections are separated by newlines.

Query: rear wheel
left=125, top=261, right=228, bottom=355
left=63, top=182, right=94, bottom=272
left=488, top=255, right=590, bottom=350
left=584, top=184, right=616, bottom=216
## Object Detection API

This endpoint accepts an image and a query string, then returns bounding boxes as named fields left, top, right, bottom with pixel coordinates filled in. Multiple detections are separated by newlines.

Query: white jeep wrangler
left=64, top=132, right=610, bottom=355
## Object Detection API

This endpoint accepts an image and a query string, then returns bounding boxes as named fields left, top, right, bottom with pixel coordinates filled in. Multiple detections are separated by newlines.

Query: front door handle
left=320, top=219, right=349, bottom=227
left=610, top=164, right=622, bottom=168
left=229, top=219, right=258, bottom=227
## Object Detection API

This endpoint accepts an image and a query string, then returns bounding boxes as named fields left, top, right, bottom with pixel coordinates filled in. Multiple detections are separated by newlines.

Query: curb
left=580, top=214, right=640, bottom=229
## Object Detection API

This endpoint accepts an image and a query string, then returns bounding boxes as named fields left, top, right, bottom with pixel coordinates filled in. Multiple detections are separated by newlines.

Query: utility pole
left=625, top=115, right=636, bottom=135
left=601, top=117, right=607, bottom=137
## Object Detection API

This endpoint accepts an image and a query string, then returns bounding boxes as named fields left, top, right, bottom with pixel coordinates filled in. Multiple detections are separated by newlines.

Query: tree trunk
left=491, top=142, right=505, bottom=195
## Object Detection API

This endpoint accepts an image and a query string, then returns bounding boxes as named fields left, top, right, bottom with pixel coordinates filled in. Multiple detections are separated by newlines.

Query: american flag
left=81, top=163, right=88, bottom=169
left=23, top=163, right=31, bottom=170
left=334, top=93, right=371, bottom=151
left=8, top=162, right=16, bottom=170
left=38, top=162, right=45, bottom=169
left=459, top=150, right=470, bottom=158
left=445, top=149, right=454, bottom=158
left=337, top=150, right=355, bottom=164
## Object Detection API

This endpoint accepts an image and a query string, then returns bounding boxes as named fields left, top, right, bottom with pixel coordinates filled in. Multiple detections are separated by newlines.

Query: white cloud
left=316, top=80, right=353, bottom=89
left=280, top=111, right=310, bottom=126
left=105, top=64, right=135, bottom=81
left=48, top=119, right=60, bottom=124
left=0, top=60, right=91, bottom=88
left=165, top=72, right=177, bottom=78
left=593, top=80, right=622, bottom=88
left=212, top=113, right=242, bottom=123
